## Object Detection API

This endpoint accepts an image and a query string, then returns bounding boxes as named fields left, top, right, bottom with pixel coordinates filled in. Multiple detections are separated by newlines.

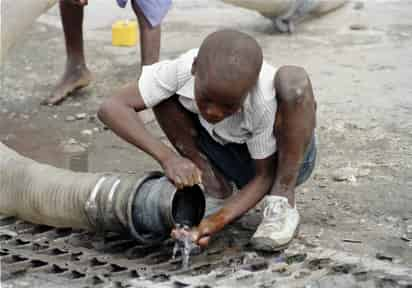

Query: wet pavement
left=1, top=215, right=412, bottom=288
left=1, top=0, right=412, bottom=287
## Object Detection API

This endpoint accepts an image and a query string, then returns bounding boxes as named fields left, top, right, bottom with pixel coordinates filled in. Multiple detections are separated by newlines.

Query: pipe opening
left=130, top=173, right=206, bottom=244
left=172, top=186, right=205, bottom=227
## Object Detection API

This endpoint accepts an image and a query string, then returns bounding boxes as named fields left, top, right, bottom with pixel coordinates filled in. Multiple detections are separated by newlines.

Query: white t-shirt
left=138, top=49, right=278, bottom=159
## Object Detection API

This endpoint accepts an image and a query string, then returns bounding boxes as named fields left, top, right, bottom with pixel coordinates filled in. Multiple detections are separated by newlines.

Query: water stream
left=172, top=224, right=200, bottom=269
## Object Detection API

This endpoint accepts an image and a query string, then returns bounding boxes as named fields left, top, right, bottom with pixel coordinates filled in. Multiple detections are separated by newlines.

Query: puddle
left=0, top=116, right=89, bottom=172
left=62, top=141, right=89, bottom=172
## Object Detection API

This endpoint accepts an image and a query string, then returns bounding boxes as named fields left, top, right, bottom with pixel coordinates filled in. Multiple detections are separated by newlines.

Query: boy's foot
left=42, top=64, right=92, bottom=106
left=250, top=195, right=299, bottom=251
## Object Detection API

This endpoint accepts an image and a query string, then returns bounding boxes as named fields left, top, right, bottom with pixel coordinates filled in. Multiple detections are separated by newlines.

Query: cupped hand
left=171, top=214, right=226, bottom=248
left=161, top=154, right=202, bottom=189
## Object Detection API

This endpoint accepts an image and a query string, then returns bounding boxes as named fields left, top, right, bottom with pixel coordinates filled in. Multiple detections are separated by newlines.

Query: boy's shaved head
left=196, top=29, right=263, bottom=88
left=193, top=30, right=263, bottom=124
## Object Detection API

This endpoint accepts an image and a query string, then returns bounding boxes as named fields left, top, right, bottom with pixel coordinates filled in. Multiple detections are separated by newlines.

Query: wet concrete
left=1, top=0, right=412, bottom=287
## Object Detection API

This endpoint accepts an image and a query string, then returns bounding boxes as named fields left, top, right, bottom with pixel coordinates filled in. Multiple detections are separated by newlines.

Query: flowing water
left=172, top=224, right=200, bottom=269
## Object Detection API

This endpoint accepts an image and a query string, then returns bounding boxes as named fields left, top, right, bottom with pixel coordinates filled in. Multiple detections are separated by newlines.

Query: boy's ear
left=191, top=57, right=197, bottom=76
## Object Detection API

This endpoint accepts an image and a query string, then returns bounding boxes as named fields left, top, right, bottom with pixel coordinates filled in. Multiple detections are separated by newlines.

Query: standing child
left=44, top=0, right=171, bottom=105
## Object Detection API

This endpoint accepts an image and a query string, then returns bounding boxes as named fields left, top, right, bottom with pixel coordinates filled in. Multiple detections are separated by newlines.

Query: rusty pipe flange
left=85, top=175, right=109, bottom=230
left=85, top=174, right=129, bottom=234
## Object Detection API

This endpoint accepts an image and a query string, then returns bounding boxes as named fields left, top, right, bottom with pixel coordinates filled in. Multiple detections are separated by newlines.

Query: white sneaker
left=250, top=195, right=300, bottom=251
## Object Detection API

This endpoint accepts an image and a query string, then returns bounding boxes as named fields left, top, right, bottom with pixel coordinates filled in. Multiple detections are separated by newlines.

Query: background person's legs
left=131, top=1, right=161, bottom=65
left=43, top=0, right=92, bottom=105
left=45, top=0, right=163, bottom=106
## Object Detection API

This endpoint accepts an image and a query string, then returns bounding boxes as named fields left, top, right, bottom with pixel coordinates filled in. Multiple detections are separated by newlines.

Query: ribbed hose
left=1, top=0, right=58, bottom=64
left=222, top=0, right=347, bottom=33
left=221, top=0, right=347, bottom=18
left=222, top=0, right=292, bottom=18
left=0, top=142, right=206, bottom=244
left=0, top=142, right=131, bottom=232
left=310, top=0, right=348, bottom=16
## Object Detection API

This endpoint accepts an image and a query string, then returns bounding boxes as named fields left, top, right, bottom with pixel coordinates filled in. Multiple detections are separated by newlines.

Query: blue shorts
left=116, top=0, right=172, bottom=27
left=196, top=121, right=317, bottom=189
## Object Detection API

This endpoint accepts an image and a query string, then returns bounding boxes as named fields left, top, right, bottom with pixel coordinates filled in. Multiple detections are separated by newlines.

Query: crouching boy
left=98, top=29, right=317, bottom=251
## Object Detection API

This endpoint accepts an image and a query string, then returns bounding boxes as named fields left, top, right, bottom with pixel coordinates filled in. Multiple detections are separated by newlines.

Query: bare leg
left=271, top=66, right=316, bottom=206
left=131, top=1, right=161, bottom=66
left=42, top=1, right=92, bottom=105
left=152, top=96, right=233, bottom=199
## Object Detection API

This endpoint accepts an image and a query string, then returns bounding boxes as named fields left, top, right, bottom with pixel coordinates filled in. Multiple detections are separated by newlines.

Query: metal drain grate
left=2, top=215, right=412, bottom=288
left=0, top=215, right=253, bottom=287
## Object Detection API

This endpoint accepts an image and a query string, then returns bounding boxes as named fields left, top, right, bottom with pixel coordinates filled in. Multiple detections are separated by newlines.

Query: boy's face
left=194, top=78, right=243, bottom=124
left=192, top=60, right=247, bottom=124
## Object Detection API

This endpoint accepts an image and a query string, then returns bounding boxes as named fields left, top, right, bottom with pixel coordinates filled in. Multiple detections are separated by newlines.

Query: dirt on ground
left=1, top=0, right=411, bottom=287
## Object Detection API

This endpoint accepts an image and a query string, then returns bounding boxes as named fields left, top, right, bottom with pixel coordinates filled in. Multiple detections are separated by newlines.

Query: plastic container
left=112, top=20, right=139, bottom=47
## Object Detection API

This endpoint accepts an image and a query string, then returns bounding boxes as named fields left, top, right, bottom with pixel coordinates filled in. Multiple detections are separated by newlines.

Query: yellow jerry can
left=112, top=20, right=139, bottom=47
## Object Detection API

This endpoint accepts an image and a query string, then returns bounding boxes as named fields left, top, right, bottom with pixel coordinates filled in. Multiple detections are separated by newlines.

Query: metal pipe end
left=126, top=172, right=163, bottom=244
left=127, top=172, right=206, bottom=245
left=171, top=185, right=205, bottom=228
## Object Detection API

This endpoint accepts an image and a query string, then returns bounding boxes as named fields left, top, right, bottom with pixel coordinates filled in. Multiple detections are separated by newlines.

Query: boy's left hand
left=171, top=212, right=228, bottom=248
left=190, top=218, right=219, bottom=247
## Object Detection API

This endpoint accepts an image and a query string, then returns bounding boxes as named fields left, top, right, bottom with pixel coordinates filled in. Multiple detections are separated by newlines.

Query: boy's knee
left=274, top=65, right=311, bottom=103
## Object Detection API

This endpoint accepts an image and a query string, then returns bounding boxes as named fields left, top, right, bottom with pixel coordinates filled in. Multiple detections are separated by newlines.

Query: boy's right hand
left=161, top=154, right=202, bottom=189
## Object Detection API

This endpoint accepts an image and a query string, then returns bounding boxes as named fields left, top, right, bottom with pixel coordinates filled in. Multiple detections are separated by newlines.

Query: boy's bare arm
left=186, top=155, right=275, bottom=247
left=98, top=83, right=202, bottom=188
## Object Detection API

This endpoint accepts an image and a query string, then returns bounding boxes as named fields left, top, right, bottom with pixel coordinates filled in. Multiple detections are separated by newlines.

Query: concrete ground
left=1, top=0, right=412, bottom=287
